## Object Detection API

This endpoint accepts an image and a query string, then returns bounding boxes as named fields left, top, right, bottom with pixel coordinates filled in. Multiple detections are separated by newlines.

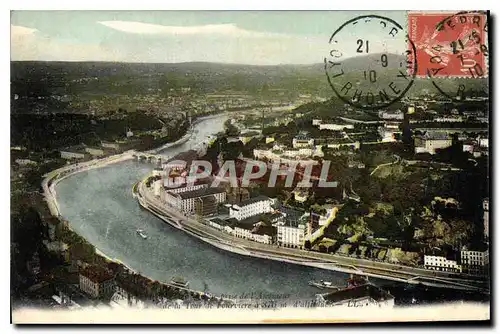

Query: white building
left=318, top=123, right=354, bottom=131
left=166, top=183, right=208, bottom=194
left=379, top=109, right=404, bottom=120
left=378, top=127, right=400, bottom=143
left=292, top=134, right=314, bottom=148
left=377, top=121, right=401, bottom=143
left=229, top=196, right=273, bottom=221
left=233, top=224, right=254, bottom=240
left=435, top=116, right=464, bottom=122
left=208, top=218, right=228, bottom=230
left=324, top=141, right=360, bottom=150
left=101, top=141, right=122, bottom=150
left=461, top=248, right=489, bottom=275
left=84, top=146, right=106, bottom=157
left=163, top=176, right=189, bottom=189
left=424, top=254, right=461, bottom=273
left=463, top=141, right=476, bottom=154
left=208, top=218, right=237, bottom=235
left=166, top=188, right=226, bottom=214
left=253, top=149, right=279, bottom=162
left=253, top=148, right=321, bottom=164
left=211, top=216, right=276, bottom=244
left=163, top=161, right=187, bottom=170
left=252, top=230, right=274, bottom=244
left=283, top=148, right=313, bottom=158
left=277, top=222, right=306, bottom=249
left=414, top=133, right=453, bottom=155
left=60, top=146, right=87, bottom=160
left=233, top=221, right=275, bottom=244
left=478, top=136, right=489, bottom=148
left=15, top=159, right=38, bottom=166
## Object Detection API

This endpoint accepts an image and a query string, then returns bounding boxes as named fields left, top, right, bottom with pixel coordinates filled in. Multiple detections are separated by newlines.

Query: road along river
left=55, top=115, right=356, bottom=299
left=54, top=114, right=488, bottom=303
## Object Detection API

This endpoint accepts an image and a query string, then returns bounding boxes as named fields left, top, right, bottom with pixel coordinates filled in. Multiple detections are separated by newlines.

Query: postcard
left=10, top=10, right=490, bottom=324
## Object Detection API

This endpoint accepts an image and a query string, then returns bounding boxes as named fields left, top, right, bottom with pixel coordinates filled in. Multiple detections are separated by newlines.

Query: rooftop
left=425, top=249, right=459, bottom=261
left=235, top=212, right=282, bottom=228
left=419, top=132, right=452, bottom=140
left=175, top=187, right=225, bottom=200
left=278, top=205, right=306, bottom=221
left=294, top=134, right=311, bottom=141
left=253, top=225, right=277, bottom=236
left=60, top=145, right=87, bottom=153
left=84, top=145, right=106, bottom=151
left=461, top=244, right=489, bottom=252
left=80, top=266, right=114, bottom=283
left=320, top=283, right=394, bottom=305
left=235, top=195, right=271, bottom=208
left=209, top=218, right=229, bottom=226
left=195, top=195, right=217, bottom=205
left=280, top=219, right=306, bottom=228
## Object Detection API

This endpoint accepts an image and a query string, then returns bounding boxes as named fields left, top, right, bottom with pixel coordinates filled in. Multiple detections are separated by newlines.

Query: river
left=54, top=114, right=488, bottom=304
left=55, top=115, right=355, bottom=299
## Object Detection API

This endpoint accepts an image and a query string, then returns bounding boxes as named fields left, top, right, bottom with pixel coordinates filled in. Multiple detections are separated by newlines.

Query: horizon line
left=10, top=52, right=400, bottom=67
left=10, top=59, right=324, bottom=67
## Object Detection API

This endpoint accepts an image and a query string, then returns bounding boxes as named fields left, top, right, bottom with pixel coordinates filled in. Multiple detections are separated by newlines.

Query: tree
left=444, top=218, right=474, bottom=247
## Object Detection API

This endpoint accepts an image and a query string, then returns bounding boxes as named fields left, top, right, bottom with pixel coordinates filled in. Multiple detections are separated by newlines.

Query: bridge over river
left=132, top=152, right=173, bottom=166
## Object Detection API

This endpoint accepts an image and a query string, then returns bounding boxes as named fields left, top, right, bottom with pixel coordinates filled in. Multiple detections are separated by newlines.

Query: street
left=137, top=180, right=488, bottom=292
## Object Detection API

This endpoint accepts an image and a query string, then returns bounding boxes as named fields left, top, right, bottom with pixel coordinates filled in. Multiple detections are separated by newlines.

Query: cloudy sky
left=11, top=11, right=406, bottom=65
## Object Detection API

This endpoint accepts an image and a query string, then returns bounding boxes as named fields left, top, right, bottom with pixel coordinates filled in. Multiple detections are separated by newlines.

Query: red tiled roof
left=80, top=266, right=114, bottom=283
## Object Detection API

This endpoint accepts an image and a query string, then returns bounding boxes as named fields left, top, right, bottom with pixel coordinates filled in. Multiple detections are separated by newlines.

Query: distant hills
left=11, top=60, right=324, bottom=80
left=11, top=55, right=488, bottom=102
left=331, top=53, right=407, bottom=72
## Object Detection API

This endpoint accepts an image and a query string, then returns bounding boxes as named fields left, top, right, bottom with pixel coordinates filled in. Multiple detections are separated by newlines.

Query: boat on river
left=309, top=280, right=340, bottom=290
left=310, top=274, right=368, bottom=290
left=170, top=276, right=189, bottom=288
left=136, top=228, right=148, bottom=239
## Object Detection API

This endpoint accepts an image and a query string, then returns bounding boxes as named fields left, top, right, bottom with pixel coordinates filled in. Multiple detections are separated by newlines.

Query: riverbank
left=146, top=127, right=192, bottom=154
left=135, top=179, right=488, bottom=293
left=38, top=112, right=238, bottom=301
left=42, top=151, right=135, bottom=217
left=41, top=110, right=490, bottom=307
left=147, top=112, right=230, bottom=154
left=42, top=110, right=226, bottom=216
left=41, top=154, right=226, bottom=304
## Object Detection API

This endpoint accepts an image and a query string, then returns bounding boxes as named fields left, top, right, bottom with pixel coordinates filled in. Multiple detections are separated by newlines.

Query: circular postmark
left=409, top=10, right=489, bottom=101
left=325, top=15, right=417, bottom=110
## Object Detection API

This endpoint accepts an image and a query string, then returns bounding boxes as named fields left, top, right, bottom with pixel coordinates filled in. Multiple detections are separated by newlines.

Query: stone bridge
left=133, top=152, right=171, bottom=165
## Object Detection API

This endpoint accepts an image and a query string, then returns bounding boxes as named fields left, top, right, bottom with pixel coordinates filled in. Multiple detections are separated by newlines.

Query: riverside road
left=136, top=180, right=488, bottom=293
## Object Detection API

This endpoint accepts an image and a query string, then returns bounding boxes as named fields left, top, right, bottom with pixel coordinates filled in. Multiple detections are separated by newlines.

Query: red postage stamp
left=408, top=11, right=488, bottom=78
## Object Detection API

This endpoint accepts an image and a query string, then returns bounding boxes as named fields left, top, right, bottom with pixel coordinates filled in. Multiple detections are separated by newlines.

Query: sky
left=11, top=11, right=407, bottom=65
